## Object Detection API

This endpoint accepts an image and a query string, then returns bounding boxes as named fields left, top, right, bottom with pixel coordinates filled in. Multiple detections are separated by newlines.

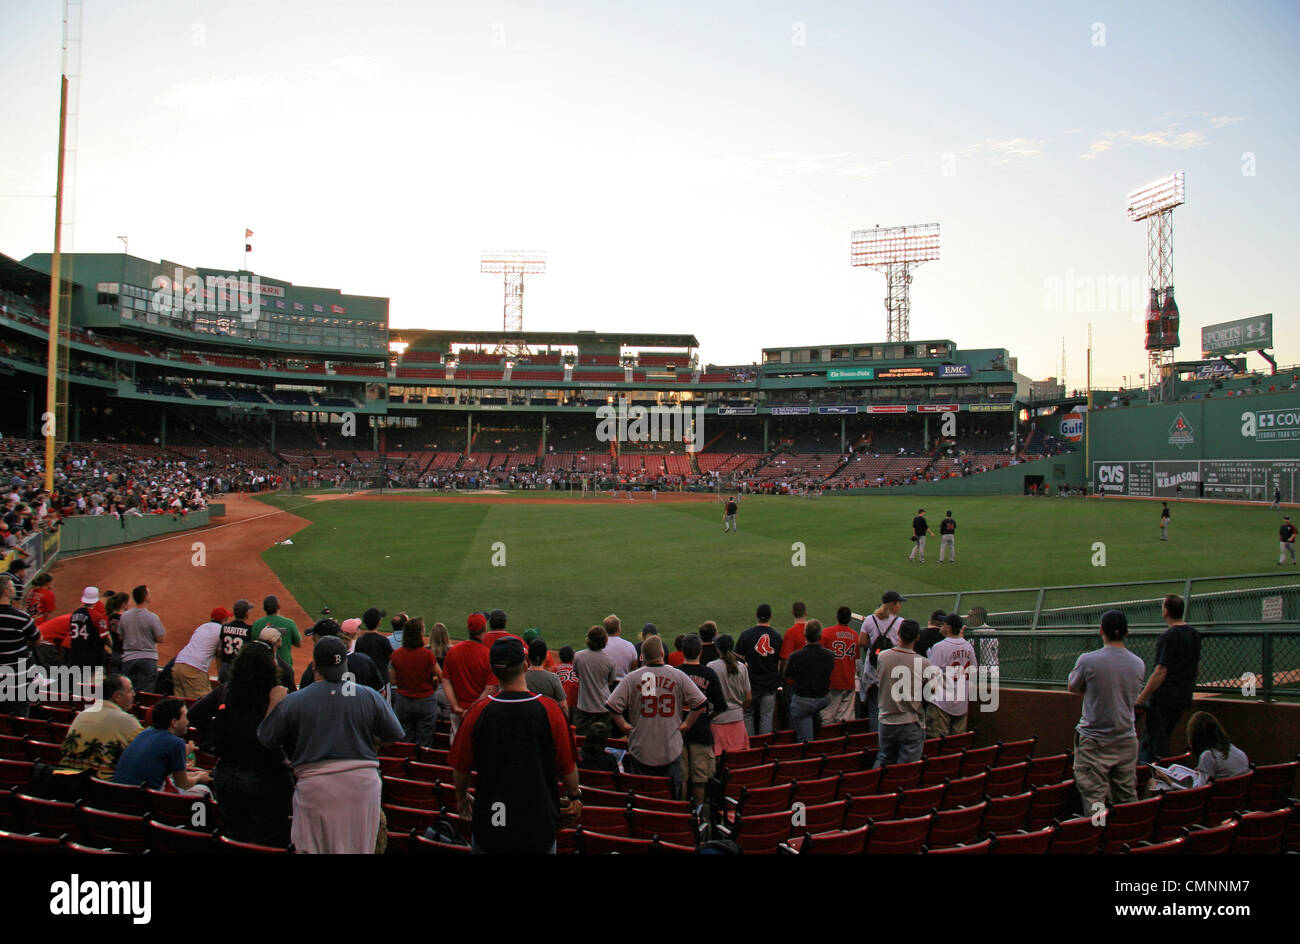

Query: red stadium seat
left=984, top=762, right=1030, bottom=798
left=822, top=750, right=870, bottom=774
left=381, top=803, right=441, bottom=834
left=804, top=736, right=848, bottom=756
left=959, top=746, right=998, bottom=775
left=1048, top=816, right=1103, bottom=854
left=1180, top=819, right=1237, bottom=854
left=927, top=801, right=988, bottom=848
left=773, top=756, right=825, bottom=782
left=730, top=809, right=797, bottom=854
left=76, top=806, right=149, bottom=853
left=619, top=772, right=675, bottom=800
left=1025, top=780, right=1075, bottom=828
left=1286, top=802, right=1300, bottom=853
left=377, top=756, right=408, bottom=778
left=0, top=759, right=33, bottom=789
left=781, top=826, right=869, bottom=854
left=994, top=737, right=1038, bottom=766
left=939, top=732, right=975, bottom=753
left=1025, top=753, right=1070, bottom=787
left=415, top=746, right=450, bottom=766
left=791, top=775, right=841, bottom=807
left=0, top=828, right=62, bottom=853
left=837, top=767, right=884, bottom=798
left=22, top=740, right=63, bottom=765
left=863, top=814, right=933, bottom=854
left=878, top=760, right=924, bottom=793
left=988, top=825, right=1054, bottom=854
left=147, top=790, right=217, bottom=829
left=921, top=753, right=963, bottom=785
left=763, top=742, right=807, bottom=762
left=718, top=747, right=764, bottom=770
left=9, top=717, right=52, bottom=740
left=80, top=778, right=148, bottom=814
left=1229, top=808, right=1289, bottom=854
left=1152, top=784, right=1211, bottom=840
left=1247, top=761, right=1298, bottom=812
left=1100, top=797, right=1161, bottom=851
left=579, top=806, right=631, bottom=835
left=920, top=738, right=944, bottom=758
left=578, top=829, right=656, bottom=854
left=843, top=793, right=902, bottom=829
left=15, top=793, right=78, bottom=837
left=1202, top=772, right=1254, bottom=821
left=925, top=837, right=993, bottom=854
left=580, top=785, right=630, bottom=808
left=940, top=772, right=988, bottom=810
left=981, top=791, right=1033, bottom=835
left=796, top=800, right=848, bottom=835
left=382, top=777, right=436, bottom=809
left=1124, top=836, right=1185, bottom=854
left=216, top=834, right=292, bottom=853
left=626, top=794, right=692, bottom=815
left=845, top=731, right=878, bottom=751
left=63, top=840, right=124, bottom=854
left=627, top=807, right=697, bottom=846
left=147, top=819, right=217, bottom=853
left=414, top=833, right=471, bottom=855
left=722, top=763, right=777, bottom=794
left=896, top=783, right=946, bottom=818
left=577, top=768, right=620, bottom=790
left=405, top=761, right=455, bottom=784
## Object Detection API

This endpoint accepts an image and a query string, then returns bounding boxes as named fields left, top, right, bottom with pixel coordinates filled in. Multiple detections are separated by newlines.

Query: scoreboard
left=1092, top=459, right=1300, bottom=502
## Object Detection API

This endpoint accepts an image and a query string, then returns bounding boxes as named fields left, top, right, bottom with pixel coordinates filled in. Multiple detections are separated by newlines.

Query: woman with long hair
left=209, top=640, right=292, bottom=846
left=103, top=590, right=130, bottom=674
left=707, top=634, right=751, bottom=757
left=390, top=618, right=457, bottom=746
left=1185, top=711, right=1250, bottom=784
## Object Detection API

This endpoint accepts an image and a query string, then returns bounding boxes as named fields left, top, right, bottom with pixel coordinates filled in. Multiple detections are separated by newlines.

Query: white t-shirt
left=927, top=636, right=977, bottom=716
left=604, top=635, right=639, bottom=680
left=175, top=620, right=222, bottom=671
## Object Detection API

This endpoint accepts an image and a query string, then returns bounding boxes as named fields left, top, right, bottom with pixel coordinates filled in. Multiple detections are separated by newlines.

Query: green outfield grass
left=255, top=493, right=1296, bottom=648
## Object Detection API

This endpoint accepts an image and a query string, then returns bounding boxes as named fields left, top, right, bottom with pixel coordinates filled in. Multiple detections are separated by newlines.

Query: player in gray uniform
left=1280, top=516, right=1297, bottom=566
left=1160, top=503, right=1170, bottom=541
left=723, top=496, right=739, bottom=532
left=938, top=511, right=957, bottom=563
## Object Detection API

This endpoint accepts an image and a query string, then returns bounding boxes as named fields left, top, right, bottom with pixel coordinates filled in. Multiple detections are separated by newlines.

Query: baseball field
left=252, top=491, right=1293, bottom=648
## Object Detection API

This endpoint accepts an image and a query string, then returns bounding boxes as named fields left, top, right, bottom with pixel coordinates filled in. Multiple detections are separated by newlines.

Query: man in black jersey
left=217, top=599, right=255, bottom=683
left=908, top=508, right=935, bottom=563
left=938, top=510, right=957, bottom=563
left=65, top=590, right=111, bottom=668
left=723, top=496, right=739, bottom=532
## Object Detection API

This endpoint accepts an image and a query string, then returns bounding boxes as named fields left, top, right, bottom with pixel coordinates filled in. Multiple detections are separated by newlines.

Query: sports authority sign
left=1201, top=314, right=1272, bottom=356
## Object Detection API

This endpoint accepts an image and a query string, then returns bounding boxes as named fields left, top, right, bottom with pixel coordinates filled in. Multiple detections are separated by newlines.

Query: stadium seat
left=718, top=747, right=764, bottom=770
left=412, top=832, right=472, bottom=854
left=627, top=807, right=697, bottom=846
left=844, top=731, right=878, bottom=751
left=405, top=761, right=455, bottom=784
left=804, top=736, right=848, bottom=756
left=983, top=762, right=1029, bottom=798
left=576, top=768, right=620, bottom=790
left=1247, top=761, right=1298, bottom=812
left=578, top=785, right=628, bottom=808
left=924, top=837, right=993, bottom=854
left=722, top=763, right=777, bottom=794
left=939, top=732, right=975, bottom=753
left=22, top=740, right=63, bottom=765
left=0, top=829, right=62, bottom=853
left=748, top=733, right=774, bottom=749
left=981, top=791, right=1033, bottom=835
left=216, top=834, right=292, bottom=853
left=896, top=783, right=946, bottom=818
left=791, top=775, right=841, bottom=807
left=579, top=806, right=632, bottom=835
left=1180, top=819, right=1237, bottom=855
left=842, top=719, right=873, bottom=735
left=1157, top=752, right=1192, bottom=767
left=0, top=759, right=33, bottom=790
left=763, top=742, right=807, bottom=762
left=781, top=826, right=869, bottom=854
left=377, top=756, right=409, bottom=778
left=147, top=789, right=217, bottom=829
left=797, top=800, right=849, bottom=835
left=147, top=819, right=217, bottom=853
left=730, top=809, right=798, bottom=854
left=1100, top=797, right=1160, bottom=851
left=9, top=717, right=52, bottom=740
left=577, top=829, right=657, bottom=854
left=959, top=746, right=998, bottom=775
left=863, top=814, right=933, bottom=854
left=843, top=793, right=902, bottom=829
left=940, top=773, right=988, bottom=810
left=1285, top=802, right=1300, bottom=853
left=382, top=741, right=418, bottom=758
left=1048, top=816, right=1103, bottom=854
left=619, top=772, right=676, bottom=800
left=75, top=806, right=150, bottom=853
left=414, top=746, right=451, bottom=766
left=1025, top=753, right=1071, bottom=787
left=1123, top=836, right=1186, bottom=854
left=837, top=767, right=884, bottom=798
left=0, top=785, right=17, bottom=830
left=988, top=826, right=1054, bottom=854
left=62, top=840, right=124, bottom=854
left=822, top=750, right=870, bottom=774
left=927, top=801, right=988, bottom=848
left=1228, top=808, right=1289, bottom=854
left=382, top=776, right=436, bottom=809
left=773, top=756, right=825, bottom=782
left=1026, top=780, right=1075, bottom=828
left=1152, top=784, right=1211, bottom=839
left=15, top=793, right=78, bottom=837
left=1202, top=772, right=1254, bottom=821
left=556, top=828, right=579, bottom=855
left=920, top=738, right=944, bottom=758
left=994, top=737, right=1038, bottom=766
left=921, top=753, right=963, bottom=785
left=626, top=794, right=692, bottom=815
left=878, top=760, right=924, bottom=793
left=80, top=778, right=148, bottom=814
left=382, top=803, right=442, bottom=834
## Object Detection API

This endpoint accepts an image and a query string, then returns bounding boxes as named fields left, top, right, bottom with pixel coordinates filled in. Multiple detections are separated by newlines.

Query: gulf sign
left=1060, top=413, right=1084, bottom=442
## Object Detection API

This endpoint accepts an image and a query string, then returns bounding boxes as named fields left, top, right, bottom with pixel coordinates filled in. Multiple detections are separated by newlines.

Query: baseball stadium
left=0, top=3, right=1296, bottom=872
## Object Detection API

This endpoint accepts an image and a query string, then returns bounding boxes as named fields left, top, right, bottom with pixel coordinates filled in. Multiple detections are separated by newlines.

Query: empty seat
left=1229, top=808, right=1289, bottom=854
left=927, top=801, right=988, bottom=848
left=864, top=814, right=933, bottom=854
left=781, top=826, right=868, bottom=854
left=1049, top=816, right=1103, bottom=854
left=988, top=826, right=1054, bottom=854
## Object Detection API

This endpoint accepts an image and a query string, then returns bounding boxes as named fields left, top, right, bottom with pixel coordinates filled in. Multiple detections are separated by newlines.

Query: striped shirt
left=0, top=603, right=40, bottom=668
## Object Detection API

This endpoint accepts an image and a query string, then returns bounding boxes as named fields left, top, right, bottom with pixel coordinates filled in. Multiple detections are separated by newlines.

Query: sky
left=2, top=0, right=1297, bottom=388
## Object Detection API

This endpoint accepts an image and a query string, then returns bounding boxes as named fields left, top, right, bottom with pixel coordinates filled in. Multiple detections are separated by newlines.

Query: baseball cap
left=341, top=617, right=363, bottom=636
left=641, top=622, right=658, bottom=636
left=313, top=637, right=349, bottom=682
left=312, top=617, right=341, bottom=638
left=467, top=612, right=487, bottom=634
left=882, top=590, right=907, bottom=604
left=209, top=606, right=231, bottom=623
left=81, top=586, right=100, bottom=605
left=521, top=627, right=542, bottom=643
left=259, top=626, right=283, bottom=648
left=930, top=609, right=947, bottom=623
left=490, top=637, right=526, bottom=671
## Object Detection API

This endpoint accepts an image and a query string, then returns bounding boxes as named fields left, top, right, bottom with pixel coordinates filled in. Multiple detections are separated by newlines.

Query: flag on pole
left=245, top=228, right=253, bottom=252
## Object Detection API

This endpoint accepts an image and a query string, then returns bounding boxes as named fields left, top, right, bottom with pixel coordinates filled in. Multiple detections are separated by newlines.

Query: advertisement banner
left=875, top=366, right=937, bottom=380
left=866, top=405, right=909, bottom=414
left=938, top=364, right=972, bottom=378
left=826, top=367, right=875, bottom=381
left=917, top=404, right=958, bottom=414
left=969, top=403, right=1013, bottom=412
left=770, top=406, right=810, bottom=415
left=718, top=406, right=757, bottom=415
left=817, top=406, right=858, bottom=415
left=1201, top=314, right=1272, bottom=355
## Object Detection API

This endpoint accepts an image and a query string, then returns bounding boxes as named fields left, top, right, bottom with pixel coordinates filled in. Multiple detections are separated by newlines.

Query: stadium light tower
left=1126, top=172, right=1185, bottom=403
left=481, top=249, right=546, bottom=356
left=850, top=223, right=940, bottom=343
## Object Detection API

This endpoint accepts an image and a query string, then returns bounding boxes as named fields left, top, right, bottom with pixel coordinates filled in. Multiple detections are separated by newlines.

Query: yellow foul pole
left=44, top=74, right=70, bottom=494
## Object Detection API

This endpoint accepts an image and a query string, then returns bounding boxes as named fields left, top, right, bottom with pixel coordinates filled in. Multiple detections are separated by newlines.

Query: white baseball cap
left=81, top=586, right=100, bottom=605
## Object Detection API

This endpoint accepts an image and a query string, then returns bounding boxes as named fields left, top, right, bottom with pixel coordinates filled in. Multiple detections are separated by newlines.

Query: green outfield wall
left=60, top=510, right=211, bottom=553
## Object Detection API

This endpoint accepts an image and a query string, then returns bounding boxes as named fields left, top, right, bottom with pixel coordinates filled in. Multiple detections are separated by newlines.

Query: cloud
left=1129, top=127, right=1207, bottom=149
left=961, top=137, right=1046, bottom=163
left=1203, top=113, right=1246, bottom=129
left=157, top=74, right=289, bottom=114
left=1080, top=119, right=1228, bottom=159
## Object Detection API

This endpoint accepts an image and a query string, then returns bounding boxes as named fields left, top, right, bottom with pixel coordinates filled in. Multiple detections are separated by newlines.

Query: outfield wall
left=1088, top=391, right=1300, bottom=500
left=847, top=452, right=1084, bottom=496
left=60, top=510, right=211, bottom=553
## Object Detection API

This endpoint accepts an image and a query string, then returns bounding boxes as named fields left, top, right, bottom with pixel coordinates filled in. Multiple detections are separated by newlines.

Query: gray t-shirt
left=1196, top=745, right=1250, bottom=784
left=1069, top=645, right=1146, bottom=742
left=118, top=608, right=166, bottom=662
left=605, top=664, right=706, bottom=767
left=707, top=658, right=750, bottom=726
left=877, top=647, right=930, bottom=726
left=258, top=679, right=404, bottom=767
left=525, top=667, right=567, bottom=708
left=572, top=648, right=617, bottom=714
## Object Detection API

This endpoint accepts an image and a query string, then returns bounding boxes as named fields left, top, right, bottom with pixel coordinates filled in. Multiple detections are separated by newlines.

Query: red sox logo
left=754, top=634, right=775, bottom=657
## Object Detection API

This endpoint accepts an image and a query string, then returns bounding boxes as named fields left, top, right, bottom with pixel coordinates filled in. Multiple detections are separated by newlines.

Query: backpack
left=866, top=614, right=901, bottom=669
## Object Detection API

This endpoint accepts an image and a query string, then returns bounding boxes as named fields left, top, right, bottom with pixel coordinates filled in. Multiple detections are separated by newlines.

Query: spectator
left=22, top=572, right=55, bottom=623
left=113, top=697, right=211, bottom=793
left=450, top=637, right=580, bottom=854
left=104, top=590, right=129, bottom=673
left=783, top=620, right=834, bottom=743
left=777, top=601, right=808, bottom=676
left=172, top=606, right=228, bottom=698
left=677, top=633, right=727, bottom=807
left=209, top=640, right=292, bottom=847
left=522, top=627, right=559, bottom=671
left=250, top=594, right=302, bottom=669
left=667, top=634, right=686, bottom=667
left=64, top=586, right=112, bottom=669
left=1068, top=610, right=1146, bottom=816
left=554, top=645, right=579, bottom=713
left=441, top=613, right=496, bottom=742
left=58, top=673, right=141, bottom=779
left=390, top=617, right=454, bottom=746
left=258, top=636, right=403, bottom=854
left=736, top=603, right=782, bottom=736
left=926, top=614, right=977, bottom=737
left=820, top=607, right=859, bottom=725
left=858, top=591, right=905, bottom=731
left=118, top=584, right=165, bottom=694
left=707, top=633, right=751, bottom=757
left=257, top=627, right=298, bottom=691
left=353, top=606, right=393, bottom=692
left=967, top=605, right=997, bottom=669
left=300, top=618, right=385, bottom=692
left=875, top=619, right=929, bottom=766
left=602, top=614, right=638, bottom=680
left=572, top=625, right=617, bottom=738
left=577, top=725, right=619, bottom=773
left=1135, top=594, right=1201, bottom=764
left=388, top=612, right=409, bottom=649
left=698, top=621, right=720, bottom=665
left=217, top=599, right=256, bottom=684
left=525, top=638, right=568, bottom=718
left=917, top=610, right=946, bottom=659
left=605, top=636, right=706, bottom=798
left=1184, top=711, right=1250, bottom=784
left=0, top=574, right=40, bottom=715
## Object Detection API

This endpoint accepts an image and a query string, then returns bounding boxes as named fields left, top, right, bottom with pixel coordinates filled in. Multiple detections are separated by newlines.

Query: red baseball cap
left=467, top=612, right=487, bottom=634
left=210, top=606, right=231, bottom=623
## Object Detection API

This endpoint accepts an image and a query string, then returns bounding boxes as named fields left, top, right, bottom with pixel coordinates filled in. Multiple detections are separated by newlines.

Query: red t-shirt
left=38, top=613, right=71, bottom=646
left=25, top=587, right=55, bottom=623
left=443, top=638, right=493, bottom=705
left=666, top=652, right=686, bottom=667
left=780, top=621, right=807, bottom=660
left=482, top=630, right=523, bottom=650
left=823, top=624, right=860, bottom=691
left=554, top=662, right=579, bottom=709
left=391, top=646, right=440, bottom=699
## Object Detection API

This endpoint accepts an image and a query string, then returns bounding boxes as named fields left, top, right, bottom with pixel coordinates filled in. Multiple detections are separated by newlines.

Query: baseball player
left=723, top=495, right=739, bottom=532
left=1160, top=502, right=1170, bottom=542
left=1281, top=516, right=1297, bottom=566
left=908, top=509, right=935, bottom=562
left=938, top=510, right=957, bottom=563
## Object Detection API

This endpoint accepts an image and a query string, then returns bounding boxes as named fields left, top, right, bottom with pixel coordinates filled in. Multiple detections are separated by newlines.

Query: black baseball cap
left=313, top=637, right=349, bottom=682
left=882, top=590, right=906, bottom=604
left=490, top=637, right=526, bottom=671
left=930, top=609, right=947, bottom=623
left=312, top=618, right=341, bottom=638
